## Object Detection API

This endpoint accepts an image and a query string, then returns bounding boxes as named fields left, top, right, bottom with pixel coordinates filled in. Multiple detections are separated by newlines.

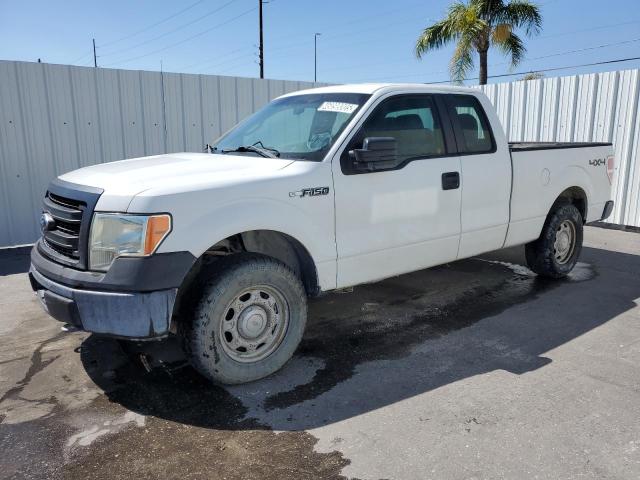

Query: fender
left=140, top=196, right=337, bottom=291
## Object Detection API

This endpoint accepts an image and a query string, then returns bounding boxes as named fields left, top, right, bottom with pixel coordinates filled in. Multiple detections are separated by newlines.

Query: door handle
left=442, top=172, right=460, bottom=190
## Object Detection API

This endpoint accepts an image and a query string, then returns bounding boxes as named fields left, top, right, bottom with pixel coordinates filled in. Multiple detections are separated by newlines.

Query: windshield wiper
left=251, top=141, right=280, bottom=158
left=220, top=141, right=280, bottom=158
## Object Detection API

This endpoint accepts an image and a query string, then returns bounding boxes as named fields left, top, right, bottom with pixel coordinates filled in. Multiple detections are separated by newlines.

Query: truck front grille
left=42, top=192, right=84, bottom=260
left=38, top=180, right=103, bottom=270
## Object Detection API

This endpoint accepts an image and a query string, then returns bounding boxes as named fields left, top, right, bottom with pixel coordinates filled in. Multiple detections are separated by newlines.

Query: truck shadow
left=0, top=246, right=31, bottom=276
left=80, top=245, right=640, bottom=432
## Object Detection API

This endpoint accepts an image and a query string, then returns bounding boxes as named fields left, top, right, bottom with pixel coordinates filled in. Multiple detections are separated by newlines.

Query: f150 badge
left=289, top=187, right=330, bottom=198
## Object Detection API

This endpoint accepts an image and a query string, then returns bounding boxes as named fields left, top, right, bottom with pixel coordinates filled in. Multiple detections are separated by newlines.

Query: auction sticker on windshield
left=318, top=102, right=359, bottom=114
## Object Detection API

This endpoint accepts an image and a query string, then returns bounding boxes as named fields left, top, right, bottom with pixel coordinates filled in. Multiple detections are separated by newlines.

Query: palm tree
left=521, top=71, right=544, bottom=81
left=415, top=0, right=542, bottom=85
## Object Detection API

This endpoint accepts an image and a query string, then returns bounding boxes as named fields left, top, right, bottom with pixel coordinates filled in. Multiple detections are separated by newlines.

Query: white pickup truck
left=30, top=83, right=615, bottom=384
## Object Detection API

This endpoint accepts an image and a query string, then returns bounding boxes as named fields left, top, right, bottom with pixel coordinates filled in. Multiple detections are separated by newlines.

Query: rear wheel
left=181, top=253, right=307, bottom=385
left=525, top=203, right=583, bottom=278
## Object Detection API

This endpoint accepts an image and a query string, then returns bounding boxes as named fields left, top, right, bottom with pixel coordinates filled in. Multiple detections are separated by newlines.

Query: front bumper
left=30, top=267, right=177, bottom=339
left=29, top=243, right=197, bottom=340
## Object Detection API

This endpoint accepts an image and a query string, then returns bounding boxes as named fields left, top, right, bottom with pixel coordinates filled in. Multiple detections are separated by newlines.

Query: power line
left=529, top=38, right=640, bottom=60
left=69, top=50, right=93, bottom=64
left=216, top=61, right=257, bottom=75
left=197, top=52, right=257, bottom=74
left=348, top=35, right=640, bottom=82
left=170, top=6, right=426, bottom=77
left=99, top=0, right=239, bottom=58
left=319, top=18, right=640, bottom=77
left=425, top=56, right=640, bottom=84
left=176, top=45, right=254, bottom=71
left=266, top=1, right=428, bottom=46
left=252, top=14, right=425, bottom=73
left=99, top=0, right=206, bottom=48
left=103, top=6, right=257, bottom=67
left=536, top=19, right=640, bottom=40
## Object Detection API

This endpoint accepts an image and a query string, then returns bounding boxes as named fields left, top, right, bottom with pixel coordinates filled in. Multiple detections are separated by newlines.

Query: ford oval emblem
left=40, top=212, right=55, bottom=232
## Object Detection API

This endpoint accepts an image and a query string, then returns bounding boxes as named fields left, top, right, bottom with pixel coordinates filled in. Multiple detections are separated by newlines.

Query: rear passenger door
left=445, top=94, right=511, bottom=258
left=332, top=94, right=462, bottom=288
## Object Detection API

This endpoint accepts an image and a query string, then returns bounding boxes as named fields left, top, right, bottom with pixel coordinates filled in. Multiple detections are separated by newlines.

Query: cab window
left=358, top=95, right=446, bottom=163
left=446, top=95, right=495, bottom=154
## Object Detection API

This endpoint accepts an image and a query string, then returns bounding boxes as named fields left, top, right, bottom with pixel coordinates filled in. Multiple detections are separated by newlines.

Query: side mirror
left=349, top=137, right=399, bottom=171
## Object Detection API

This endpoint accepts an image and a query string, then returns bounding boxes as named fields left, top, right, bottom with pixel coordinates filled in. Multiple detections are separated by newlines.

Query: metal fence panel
left=95, top=68, right=125, bottom=162
left=119, top=69, right=146, bottom=159
left=2, top=60, right=639, bottom=247
left=0, top=60, right=325, bottom=247
left=163, top=72, right=185, bottom=153
left=139, top=70, right=165, bottom=156
left=479, top=68, right=640, bottom=227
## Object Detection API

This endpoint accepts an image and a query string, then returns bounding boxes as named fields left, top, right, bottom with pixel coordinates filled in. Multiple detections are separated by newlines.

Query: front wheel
left=525, top=203, right=583, bottom=278
left=181, top=253, right=307, bottom=384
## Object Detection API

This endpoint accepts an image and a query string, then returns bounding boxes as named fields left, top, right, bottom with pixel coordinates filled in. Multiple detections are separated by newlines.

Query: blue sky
left=0, top=0, right=639, bottom=85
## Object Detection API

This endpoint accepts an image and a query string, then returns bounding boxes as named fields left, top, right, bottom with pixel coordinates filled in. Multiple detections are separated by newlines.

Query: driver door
left=331, top=93, right=462, bottom=288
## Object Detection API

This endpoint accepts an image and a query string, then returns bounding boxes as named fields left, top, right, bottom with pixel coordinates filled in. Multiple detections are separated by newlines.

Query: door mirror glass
left=349, top=137, right=399, bottom=171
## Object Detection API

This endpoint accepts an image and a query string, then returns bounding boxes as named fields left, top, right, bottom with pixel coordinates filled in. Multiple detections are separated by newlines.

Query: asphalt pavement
left=1, top=226, right=639, bottom=479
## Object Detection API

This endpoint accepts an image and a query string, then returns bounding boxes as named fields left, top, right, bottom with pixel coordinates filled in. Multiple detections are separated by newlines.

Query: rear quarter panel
left=505, top=145, right=613, bottom=247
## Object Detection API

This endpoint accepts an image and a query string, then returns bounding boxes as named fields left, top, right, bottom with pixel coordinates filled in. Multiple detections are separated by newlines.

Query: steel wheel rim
left=219, top=285, right=289, bottom=363
left=554, top=220, right=576, bottom=264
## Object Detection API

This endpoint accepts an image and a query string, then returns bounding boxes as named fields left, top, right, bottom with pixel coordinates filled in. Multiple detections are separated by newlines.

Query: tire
left=181, top=253, right=307, bottom=385
left=525, top=203, right=583, bottom=278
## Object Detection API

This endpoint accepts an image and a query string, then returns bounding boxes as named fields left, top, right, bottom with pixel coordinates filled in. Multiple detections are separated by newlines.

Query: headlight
left=89, top=213, right=171, bottom=271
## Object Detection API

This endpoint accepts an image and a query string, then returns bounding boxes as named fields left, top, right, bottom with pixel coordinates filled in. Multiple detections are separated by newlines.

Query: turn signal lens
left=607, top=155, right=616, bottom=185
left=606, top=155, right=615, bottom=185
left=144, top=214, right=172, bottom=255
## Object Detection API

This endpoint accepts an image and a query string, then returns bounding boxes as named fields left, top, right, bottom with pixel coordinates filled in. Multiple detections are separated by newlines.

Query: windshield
left=213, top=93, right=370, bottom=161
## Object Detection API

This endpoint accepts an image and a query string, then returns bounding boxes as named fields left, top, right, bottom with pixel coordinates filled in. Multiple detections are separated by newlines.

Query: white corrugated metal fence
left=0, top=60, right=325, bottom=247
left=478, top=69, right=640, bottom=227
left=1, top=61, right=638, bottom=248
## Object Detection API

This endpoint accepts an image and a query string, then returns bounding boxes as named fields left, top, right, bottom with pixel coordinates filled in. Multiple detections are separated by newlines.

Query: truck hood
left=59, top=152, right=295, bottom=210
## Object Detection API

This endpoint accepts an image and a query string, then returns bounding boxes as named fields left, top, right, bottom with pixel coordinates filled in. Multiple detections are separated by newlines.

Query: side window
left=357, top=95, right=447, bottom=164
left=447, top=95, right=494, bottom=154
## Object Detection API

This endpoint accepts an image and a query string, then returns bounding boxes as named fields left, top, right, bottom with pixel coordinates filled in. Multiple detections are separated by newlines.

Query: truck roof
left=279, top=83, right=478, bottom=98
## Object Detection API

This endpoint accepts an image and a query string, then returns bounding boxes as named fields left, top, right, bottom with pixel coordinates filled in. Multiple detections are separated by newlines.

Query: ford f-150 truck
left=29, top=83, right=615, bottom=384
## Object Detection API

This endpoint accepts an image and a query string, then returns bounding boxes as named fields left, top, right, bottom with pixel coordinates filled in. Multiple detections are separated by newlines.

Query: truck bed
left=505, top=141, right=614, bottom=248
left=509, top=142, right=612, bottom=152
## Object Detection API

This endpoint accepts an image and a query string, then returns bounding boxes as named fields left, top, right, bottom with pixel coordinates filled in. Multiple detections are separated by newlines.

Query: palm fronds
left=415, top=0, right=542, bottom=84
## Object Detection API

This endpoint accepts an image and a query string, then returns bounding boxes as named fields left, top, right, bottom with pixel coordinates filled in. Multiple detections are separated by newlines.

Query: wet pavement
left=1, top=226, right=639, bottom=479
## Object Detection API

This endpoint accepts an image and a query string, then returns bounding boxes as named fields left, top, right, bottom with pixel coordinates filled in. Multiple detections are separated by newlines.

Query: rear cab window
left=446, top=94, right=496, bottom=154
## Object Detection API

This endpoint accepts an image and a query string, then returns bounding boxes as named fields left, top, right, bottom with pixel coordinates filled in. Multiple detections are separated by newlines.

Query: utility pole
left=92, top=38, right=97, bottom=68
left=258, top=0, right=264, bottom=79
left=314, top=33, right=321, bottom=83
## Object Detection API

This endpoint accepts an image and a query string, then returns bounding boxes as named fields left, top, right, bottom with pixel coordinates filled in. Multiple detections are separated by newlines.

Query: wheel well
left=553, top=187, right=587, bottom=223
left=184, top=230, right=319, bottom=297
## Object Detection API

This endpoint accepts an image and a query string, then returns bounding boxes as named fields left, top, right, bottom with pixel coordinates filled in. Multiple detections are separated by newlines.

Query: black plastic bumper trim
left=601, top=200, right=614, bottom=221
left=31, top=241, right=196, bottom=292
left=37, top=288, right=82, bottom=327
left=30, top=267, right=177, bottom=339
